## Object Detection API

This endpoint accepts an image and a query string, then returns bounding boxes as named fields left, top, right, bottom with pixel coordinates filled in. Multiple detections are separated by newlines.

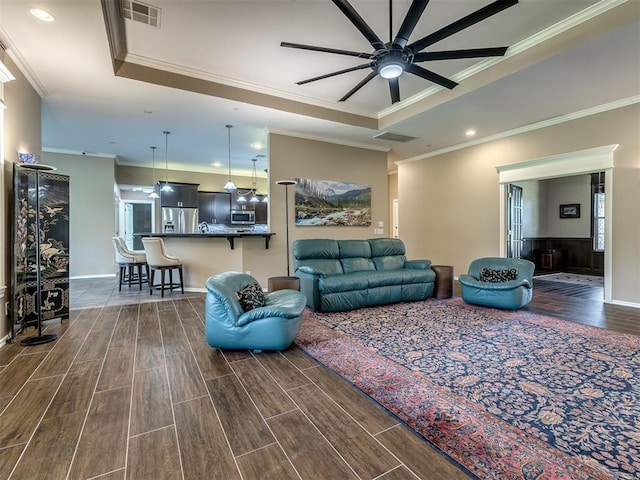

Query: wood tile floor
left=0, top=277, right=637, bottom=480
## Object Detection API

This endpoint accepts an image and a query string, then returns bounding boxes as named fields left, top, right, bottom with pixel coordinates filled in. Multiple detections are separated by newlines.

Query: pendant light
left=148, top=146, right=160, bottom=199
left=223, top=124, right=237, bottom=192
left=236, top=158, right=266, bottom=203
left=262, top=167, right=268, bottom=203
left=161, top=130, right=173, bottom=192
left=249, top=158, right=260, bottom=203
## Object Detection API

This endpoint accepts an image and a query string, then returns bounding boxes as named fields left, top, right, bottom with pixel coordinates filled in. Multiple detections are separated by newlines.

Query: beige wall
left=398, top=103, right=640, bottom=305
left=43, top=152, right=117, bottom=278
left=268, top=134, right=389, bottom=277
left=1, top=54, right=42, bottom=339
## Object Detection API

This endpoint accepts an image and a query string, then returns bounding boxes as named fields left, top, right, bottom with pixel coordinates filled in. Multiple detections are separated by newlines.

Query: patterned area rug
left=296, top=298, right=639, bottom=480
left=534, top=273, right=604, bottom=287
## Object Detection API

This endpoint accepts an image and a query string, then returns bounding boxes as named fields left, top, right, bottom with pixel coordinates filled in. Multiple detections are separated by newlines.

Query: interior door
left=507, top=184, right=523, bottom=258
left=124, top=201, right=152, bottom=250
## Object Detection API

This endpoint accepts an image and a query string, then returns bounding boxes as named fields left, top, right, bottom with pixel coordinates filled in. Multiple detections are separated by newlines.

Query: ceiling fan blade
left=409, top=0, right=518, bottom=53
left=281, top=42, right=372, bottom=59
left=393, top=0, right=430, bottom=49
left=339, top=71, right=377, bottom=102
left=332, top=0, right=386, bottom=51
left=296, top=64, right=371, bottom=85
left=414, top=46, right=508, bottom=62
left=406, top=64, right=458, bottom=89
left=389, top=78, right=400, bottom=104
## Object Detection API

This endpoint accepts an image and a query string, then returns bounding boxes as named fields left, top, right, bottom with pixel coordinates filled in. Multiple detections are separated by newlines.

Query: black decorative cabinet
left=11, top=164, right=70, bottom=341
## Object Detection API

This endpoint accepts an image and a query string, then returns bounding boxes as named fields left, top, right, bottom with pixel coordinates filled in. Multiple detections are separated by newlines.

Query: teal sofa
left=459, top=257, right=535, bottom=310
left=293, top=238, right=435, bottom=312
left=205, top=272, right=306, bottom=351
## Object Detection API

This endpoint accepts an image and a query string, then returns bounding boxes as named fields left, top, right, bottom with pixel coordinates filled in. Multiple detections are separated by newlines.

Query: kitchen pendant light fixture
left=223, top=125, right=237, bottom=192
left=236, top=157, right=266, bottom=203
left=249, top=158, right=260, bottom=203
left=148, top=146, right=160, bottom=199
left=161, top=131, right=173, bottom=192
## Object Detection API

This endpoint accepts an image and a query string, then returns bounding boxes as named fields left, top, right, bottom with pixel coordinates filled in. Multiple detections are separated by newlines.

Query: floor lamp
left=276, top=180, right=296, bottom=277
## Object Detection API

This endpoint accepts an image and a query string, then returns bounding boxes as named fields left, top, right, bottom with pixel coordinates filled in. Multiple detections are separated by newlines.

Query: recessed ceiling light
left=211, top=161, right=223, bottom=167
left=30, top=8, right=55, bottom=22
left=251, top=142, right=264, bottom=149
left=465, top=129, right=476, bottom=137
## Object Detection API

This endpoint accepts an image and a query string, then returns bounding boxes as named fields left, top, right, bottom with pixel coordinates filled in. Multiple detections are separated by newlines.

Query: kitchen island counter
left=135, top=232, right=278, bottom=290
left=138, top=232, right=275, bottom=249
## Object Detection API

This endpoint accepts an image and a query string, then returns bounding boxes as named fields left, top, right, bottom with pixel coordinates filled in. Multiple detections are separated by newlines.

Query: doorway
left=123, top=201, right=153, bottom=251
left=392, top=198, right=399, bottom=238
left=507, top=184, right=523, bottom=259
left=497, top=145, right=616, bottom=303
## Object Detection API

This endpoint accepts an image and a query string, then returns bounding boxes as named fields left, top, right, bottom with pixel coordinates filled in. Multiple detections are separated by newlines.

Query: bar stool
left=112, top=237, right=148, bottom=291
left=141, top=237, right=184, bottom=297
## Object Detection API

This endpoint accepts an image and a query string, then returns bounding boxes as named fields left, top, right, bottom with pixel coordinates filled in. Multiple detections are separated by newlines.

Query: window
left=592, top=173, right=605, bottom=251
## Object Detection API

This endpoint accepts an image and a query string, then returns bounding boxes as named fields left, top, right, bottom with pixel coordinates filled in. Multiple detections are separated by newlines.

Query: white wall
left=43, top=152, right=117, bottom=278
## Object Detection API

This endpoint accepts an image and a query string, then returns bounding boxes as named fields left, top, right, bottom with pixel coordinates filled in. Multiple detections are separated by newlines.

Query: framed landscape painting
left=559, top=203, right=580, bottom=218
left=294, top=178, right=371, bottom=226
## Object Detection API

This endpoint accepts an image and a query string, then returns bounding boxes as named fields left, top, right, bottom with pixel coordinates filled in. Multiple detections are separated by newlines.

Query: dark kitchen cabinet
left=230, top=188, right=268, bottom=224
left=160, top=182, right=199, bottom=208
left=198, top=191, right=231, bottom=225
left=254, top=201, right=267, bottom=224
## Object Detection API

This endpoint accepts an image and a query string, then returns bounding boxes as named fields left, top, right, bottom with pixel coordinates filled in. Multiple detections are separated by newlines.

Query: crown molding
left=266, top=128, right=390, bottom=153
left=397, top=96, right=639, bottom=165
left=0, top=25, right=47, bottom=96
left=123, top=53, right=377, bottom=119
left=0, top=59, right=15, bottom=83
left=43, top=147, right=117, bottom=159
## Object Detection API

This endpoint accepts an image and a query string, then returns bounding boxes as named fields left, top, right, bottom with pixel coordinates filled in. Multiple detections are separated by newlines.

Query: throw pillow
left=236, top=282, right=265, bottom=311
left=480, top=267, right=518, bottom=283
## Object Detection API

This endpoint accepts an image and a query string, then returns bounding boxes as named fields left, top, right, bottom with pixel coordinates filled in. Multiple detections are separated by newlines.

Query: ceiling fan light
left=379, top=62, right=404, bottom=79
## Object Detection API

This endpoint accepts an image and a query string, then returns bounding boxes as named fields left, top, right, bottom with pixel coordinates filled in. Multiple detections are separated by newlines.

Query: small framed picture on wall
left=559, top=204, right=580, bottom=218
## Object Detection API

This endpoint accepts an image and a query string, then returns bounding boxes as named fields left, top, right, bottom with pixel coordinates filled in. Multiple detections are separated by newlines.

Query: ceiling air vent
left=122, top=0, right=161, bottom=28
left=374, top=131, right=418, bottom=143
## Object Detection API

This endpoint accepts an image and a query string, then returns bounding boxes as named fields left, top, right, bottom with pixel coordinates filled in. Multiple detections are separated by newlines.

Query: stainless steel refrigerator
left=162, top=207, right=198, bottom=233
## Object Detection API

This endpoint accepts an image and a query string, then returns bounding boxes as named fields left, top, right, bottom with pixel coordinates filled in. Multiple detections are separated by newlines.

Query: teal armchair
left=205, top=272, right=306, bottom=351
left=459, top=257, right=535, bottom=310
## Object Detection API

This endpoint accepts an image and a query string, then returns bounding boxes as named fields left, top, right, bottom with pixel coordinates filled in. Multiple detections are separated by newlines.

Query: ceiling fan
left=281, top=0, right=518, bottom=104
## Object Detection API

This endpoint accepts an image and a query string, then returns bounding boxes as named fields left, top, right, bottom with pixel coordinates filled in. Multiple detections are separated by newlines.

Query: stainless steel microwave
left=230, top=210, right=255, bottom=225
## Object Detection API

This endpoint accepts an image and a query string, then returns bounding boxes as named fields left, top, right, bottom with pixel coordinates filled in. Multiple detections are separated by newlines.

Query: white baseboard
left=184, top=287, right=207, bottom=293
left=70, top=274, right=117, bottom=280
left=609, top=299, right=640, bottom=309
